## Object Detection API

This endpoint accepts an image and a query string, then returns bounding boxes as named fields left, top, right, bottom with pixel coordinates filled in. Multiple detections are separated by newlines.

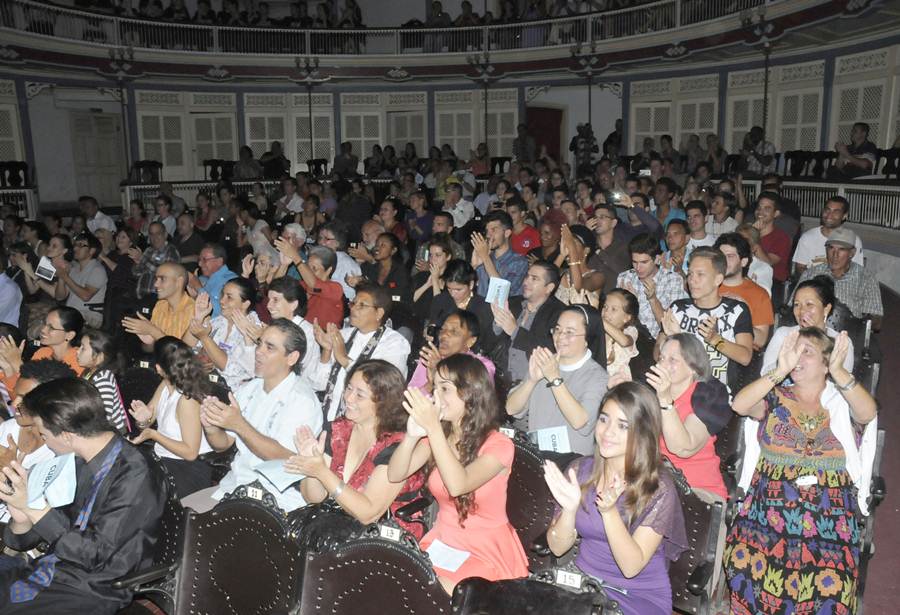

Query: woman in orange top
left=389, top=354, right=529, bottom=594
left=0, top=306, right=85, bottom=395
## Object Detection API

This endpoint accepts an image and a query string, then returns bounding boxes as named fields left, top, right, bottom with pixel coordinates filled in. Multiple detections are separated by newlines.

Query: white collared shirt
left=291, top=315, right=321, bottom=384
left=309, top=326, right=411, bottom=421
left=214, top=372, right=323, bottom=512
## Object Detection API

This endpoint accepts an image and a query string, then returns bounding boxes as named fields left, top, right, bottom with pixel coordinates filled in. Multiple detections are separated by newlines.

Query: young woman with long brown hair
left=388, top=353, right=528, bottom=594
left=543, top=382, right=688, bottom=615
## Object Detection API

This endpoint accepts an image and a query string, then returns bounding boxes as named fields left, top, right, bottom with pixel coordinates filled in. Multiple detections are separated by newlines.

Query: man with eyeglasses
left=186, top=243, right=236, bottom=318
left=130, top=221, right=180, bottom=308
left=309, top=283, right=410, bottom=422
left=584, top=203, right=631, bottom=295
left=317, top=220, right=361, bottom=301
left=57, top=233, right=107, bottom=328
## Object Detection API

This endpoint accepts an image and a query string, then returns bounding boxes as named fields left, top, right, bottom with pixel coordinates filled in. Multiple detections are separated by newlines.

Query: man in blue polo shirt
left=187, top=243, right=237, bottom=317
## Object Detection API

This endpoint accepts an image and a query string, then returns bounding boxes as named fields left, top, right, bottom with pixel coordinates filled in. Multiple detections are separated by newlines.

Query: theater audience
left=57, top=232, right=107, bottom=328
left=311, top=283, right=411, bottom=422
left=0, top=359, right=75, bottom=523
left=617, top=233, right=687, bottom=338
left=662, top=247, right=753, bottom=389
left=182, top=280, right=261, bottom=392
left=129, top=337, right=213, bottom=497
left=412, top=234, right=451, bottom=322
left=793, top=197, right=864, bottom=274
left=727, top=328, right=877, bottom=615
left=763, top=276, right=854, bottom=374
left=76, top=328, right=127, bottom=433
left=317, top=220, right=362, bottom=300
left=288, top=360, right=427, bottom=536
left=796, top=227, right=883, bottom=326
left=188, top=244, right=238, bottom=318
left=0, top=378, right=166, bottom=614
left=389, top=354, right=529, bottom=594
left=472, top=211, right=528, bottom=298
left=183, top=319, right=322, bottom=512
left=543, top=381, right=688, bottom=615
left=122, top=262, right=195, bottom=347
left=506, top=305, right=608, bottom=457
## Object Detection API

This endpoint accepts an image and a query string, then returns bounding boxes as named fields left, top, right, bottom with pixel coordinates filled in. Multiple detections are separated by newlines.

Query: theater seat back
left=507, top=435, right=559, bottom=571
left=298, top=527, right=448, bottom=615
left=175, top=498, right=301, bottom=615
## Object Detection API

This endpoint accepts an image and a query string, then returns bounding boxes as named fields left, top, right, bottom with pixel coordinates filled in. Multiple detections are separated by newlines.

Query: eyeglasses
left=42, top=323, right=67, bottom=333
left=550, top=326, right=586, bottom=339
left=349, top=300, right=376, bottom=310
left=319, top=234, right=336, bottom=242
left=74, top=242, right=89, bottom=248
left=594, top=215, right=615, bottom=221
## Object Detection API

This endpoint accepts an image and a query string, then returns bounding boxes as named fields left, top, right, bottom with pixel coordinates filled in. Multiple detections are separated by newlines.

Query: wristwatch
left=546, top=377, right=564, bottom=388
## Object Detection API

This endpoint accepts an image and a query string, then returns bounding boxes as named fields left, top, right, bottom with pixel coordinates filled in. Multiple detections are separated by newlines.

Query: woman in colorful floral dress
left=725, top=328, right=878, bottom=615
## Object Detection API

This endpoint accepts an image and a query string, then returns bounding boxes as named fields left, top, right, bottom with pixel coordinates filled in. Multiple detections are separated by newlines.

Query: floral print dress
left=724, top=386, right=860, bottom=615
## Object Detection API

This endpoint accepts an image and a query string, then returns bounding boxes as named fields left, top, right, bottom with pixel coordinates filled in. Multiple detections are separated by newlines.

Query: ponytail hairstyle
left=580, top=381, right=661, bottom=526
left=153, top=336, right=212, bottom=401
left=433, top=353, right=500, bottom=525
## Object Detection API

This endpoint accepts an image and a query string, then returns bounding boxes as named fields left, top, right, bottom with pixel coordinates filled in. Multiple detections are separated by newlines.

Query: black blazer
left=362, top=260, right=412, bottom=304
left=505, top=295, right=565, bottom=356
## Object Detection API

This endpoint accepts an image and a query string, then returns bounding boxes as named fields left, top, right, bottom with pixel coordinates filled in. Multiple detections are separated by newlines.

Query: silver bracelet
left=837, top=376, right=857, bottom=392
left=330, top=480, right=346, bottom=499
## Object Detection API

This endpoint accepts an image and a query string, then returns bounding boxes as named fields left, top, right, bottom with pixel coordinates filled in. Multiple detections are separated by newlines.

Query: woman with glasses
left=505, top=305, right=608, bottom=456
left=0, top=307, right=85, bottom=394
left=287, top=360, right=427, bottom=538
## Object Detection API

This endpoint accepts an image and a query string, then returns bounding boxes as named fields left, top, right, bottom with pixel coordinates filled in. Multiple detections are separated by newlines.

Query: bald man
left=122, top=262, right=195, bottom=346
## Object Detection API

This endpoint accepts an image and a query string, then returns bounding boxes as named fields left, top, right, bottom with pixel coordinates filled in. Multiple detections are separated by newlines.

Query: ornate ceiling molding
left=25, top=81, right=53, bottom=99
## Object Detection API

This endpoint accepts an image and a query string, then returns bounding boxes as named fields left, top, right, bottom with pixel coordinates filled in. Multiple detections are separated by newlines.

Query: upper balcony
left=0, top=0, right=880, bottom=81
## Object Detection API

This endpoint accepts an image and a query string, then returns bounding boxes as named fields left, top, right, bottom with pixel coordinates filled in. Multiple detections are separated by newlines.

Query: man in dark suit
left=490, top=260, right=565, bottom=385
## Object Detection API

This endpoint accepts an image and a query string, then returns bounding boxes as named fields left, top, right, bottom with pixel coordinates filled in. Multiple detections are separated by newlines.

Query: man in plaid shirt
left=616, top=233, right=688, bottom=338
left=796, top=227, right=883, bottom=329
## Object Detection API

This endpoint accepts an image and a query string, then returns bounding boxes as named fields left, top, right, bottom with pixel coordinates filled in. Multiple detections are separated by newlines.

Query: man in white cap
left=795, top=227, right=882, bottom=328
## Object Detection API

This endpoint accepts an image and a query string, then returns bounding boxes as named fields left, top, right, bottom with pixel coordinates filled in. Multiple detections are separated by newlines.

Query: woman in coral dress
left=389, top=353, right=529, bottom=594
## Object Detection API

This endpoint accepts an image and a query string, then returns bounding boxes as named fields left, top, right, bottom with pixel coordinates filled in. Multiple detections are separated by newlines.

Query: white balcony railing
left=1, top=0, right=767, bottom=57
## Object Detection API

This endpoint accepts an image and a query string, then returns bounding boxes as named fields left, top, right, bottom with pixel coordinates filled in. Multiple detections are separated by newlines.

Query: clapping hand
left=490, top=301, right=517, bottom=336
left=128, top=399, right=153, bottom=426
left=284, top=426, right=329, bottom=476
left=0, top=335, right=25, bottom=376
left=697, top=316, right=719, bottom=344
left=0, top=461, right=34, bottom=521
left=595, top=474, right=625, bottom=513
left=194, top=292, right=213, bottom=320
left=533, top=346, right=561, bottom=382
left=200, top=393, right=245, bottom=432
left=241, top=254, right=256, bottom=279
left=313, top=319, right=333, bottom=351
left=0, top=435, right=20, bottom=470
left=402, top=387, right=442, bottom=437
left=829, top=330, right=851, bottom=380
left=274, top=236, right=301, bottom=266
left=470, top=232, right=490, bottom=263
left=776, top=329, right=802, bottom=377
left=543, top=462, right=582, bottom=512
left=231, top=309, right=263, bottom=343
left=327, top=323, right=348, bottom=364
left=661, top=309, right=682, bottom=336
left=645, top=364, right=674, bottom=406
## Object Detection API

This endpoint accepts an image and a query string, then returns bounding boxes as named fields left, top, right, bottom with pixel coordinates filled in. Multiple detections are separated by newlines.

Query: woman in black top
left=428, top=259, right=495, bottom=357
left=350, top=233, right=412, bottom=304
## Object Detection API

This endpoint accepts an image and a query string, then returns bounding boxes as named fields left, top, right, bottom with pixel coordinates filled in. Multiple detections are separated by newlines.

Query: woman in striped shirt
left=76, top=328, right=128, bottom=434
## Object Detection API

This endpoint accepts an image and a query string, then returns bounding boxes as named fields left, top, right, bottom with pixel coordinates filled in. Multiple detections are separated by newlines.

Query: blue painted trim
left=235, top=90, right=246, bottom=146
left=620, top=78, right=630, bottom=155
left=333, top=92, right=342, bottom=146
left=717, top=69, right=728, bottom=140
left=820, top=55, right=835, bottom=151
left=12, top=77, right=36, bottom=175
left=426, top=89, right=435, bottom=149
left=125, top=82, right=140, bottom=164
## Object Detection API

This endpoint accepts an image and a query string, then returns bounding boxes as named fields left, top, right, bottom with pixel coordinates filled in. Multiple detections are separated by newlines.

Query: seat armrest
left=531, top=532, right=551, bottom=557
left=110, top=562, right=179, bottom=590
left=395, top=495, right=434, bottom=521
left=870, top=476, right=886, bottom=507
left=686, top=561, right=713, bottom=596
